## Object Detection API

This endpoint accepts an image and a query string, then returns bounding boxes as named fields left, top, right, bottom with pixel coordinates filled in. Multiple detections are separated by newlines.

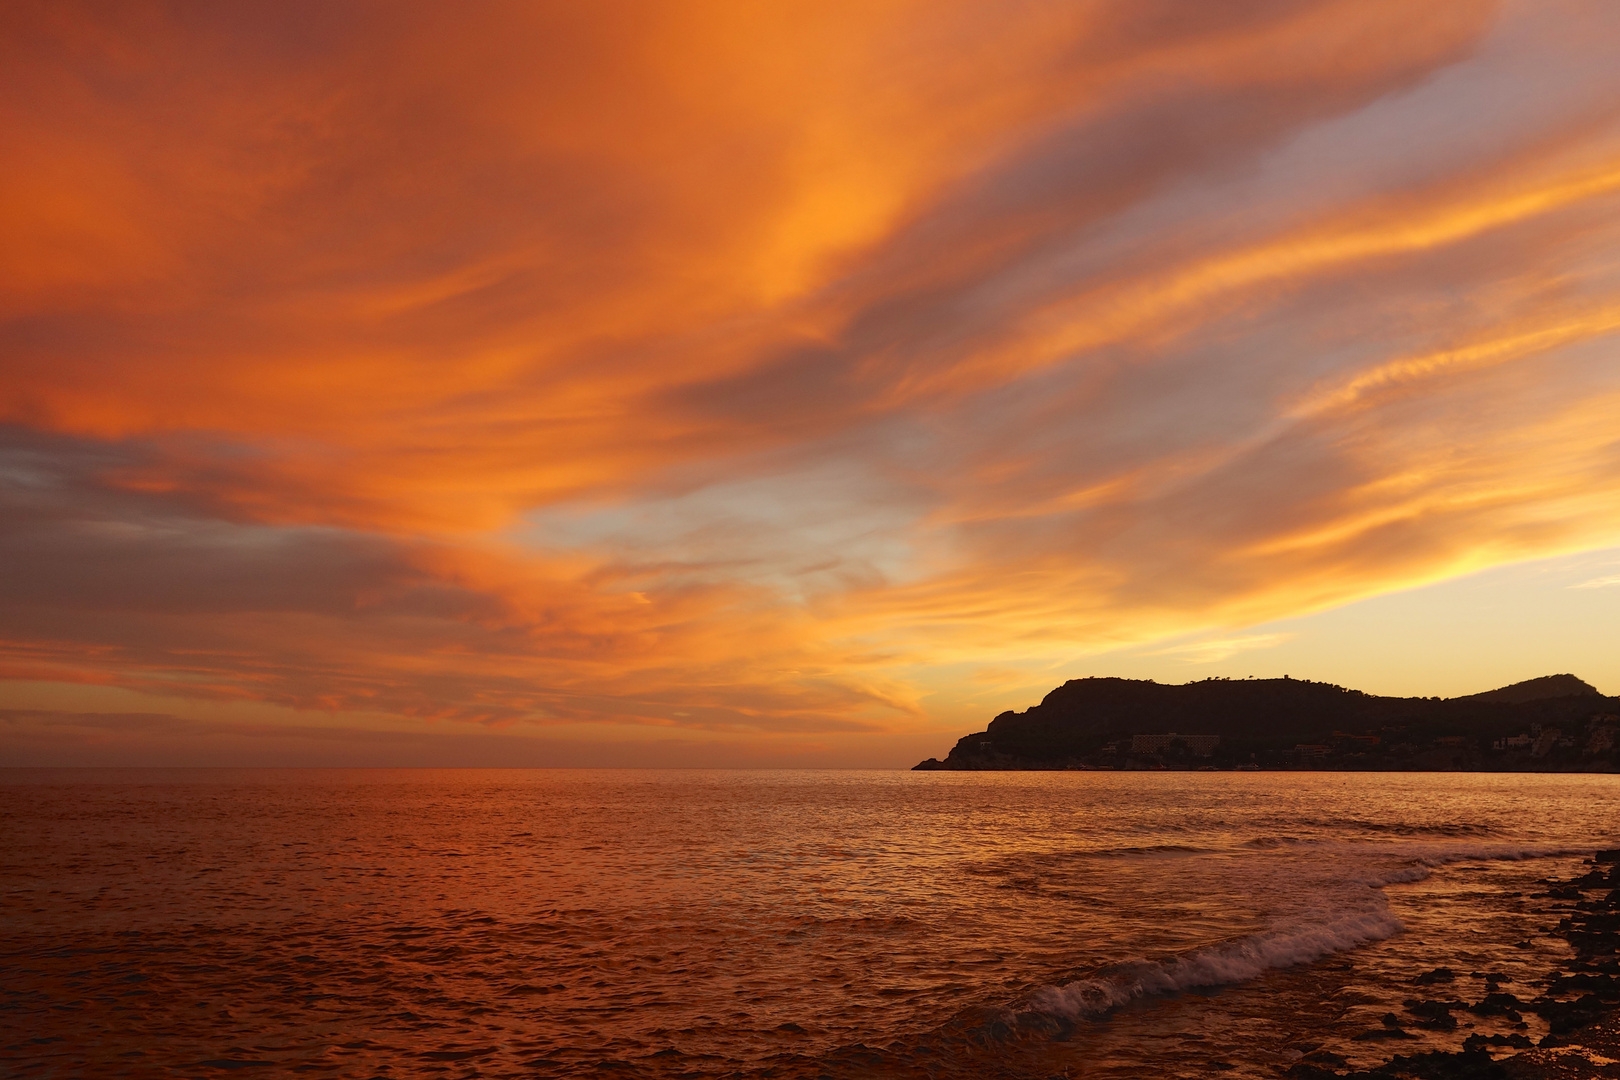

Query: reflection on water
left=2, top=769, right=1616, bottom=1077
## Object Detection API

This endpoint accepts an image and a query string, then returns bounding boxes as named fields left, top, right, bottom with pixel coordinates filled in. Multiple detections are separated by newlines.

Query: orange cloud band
left=3, top=0, right=1619, bottom=755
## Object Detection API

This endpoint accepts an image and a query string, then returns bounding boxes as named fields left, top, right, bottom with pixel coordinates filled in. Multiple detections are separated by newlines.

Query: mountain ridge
left=913, top=673, right=1618, bottom=771
left=1460, top=673, right=1599, bottom=703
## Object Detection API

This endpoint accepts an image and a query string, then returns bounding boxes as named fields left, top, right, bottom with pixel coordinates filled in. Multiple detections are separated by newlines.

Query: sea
left=3, top=769, right=1618, bottom=1078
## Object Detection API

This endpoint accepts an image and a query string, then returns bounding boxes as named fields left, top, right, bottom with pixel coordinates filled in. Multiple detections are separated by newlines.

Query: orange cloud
left=3, top=0, right=1620, bottom=761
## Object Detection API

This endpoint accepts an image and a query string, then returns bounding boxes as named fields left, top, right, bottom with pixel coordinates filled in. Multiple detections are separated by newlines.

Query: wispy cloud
left=1572, top=574, right=1620, bottom=590
left=1152, top=635, right=1296, bottom=664
left=2, top=1, right=1619, bottom=760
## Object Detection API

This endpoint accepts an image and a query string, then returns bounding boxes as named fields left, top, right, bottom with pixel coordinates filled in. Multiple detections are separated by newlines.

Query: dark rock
left=1462, top=1033, right=1533, bottom=1051
left=1569, top=868, right=1614, bottom=891
left=1534, top=993, right=1610, bottom=1035
left=1405, top=999, right=1463, bottom=1029
left=1331, top=1049, right=1507, bottom=1078
left=1416, top=967, right=1457, bottom=985
left=1547, top=972, right=1620, bottom=999
left=1466, top=992, right=1525, bottom=1019
left=1332, top=859, right=1620, bottom=1080
left=1302, top=1050, right=1351, bottom=1067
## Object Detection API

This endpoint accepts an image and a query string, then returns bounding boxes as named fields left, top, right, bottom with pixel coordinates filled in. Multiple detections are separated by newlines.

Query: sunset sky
left=3, top=0, right=1619, bottom=767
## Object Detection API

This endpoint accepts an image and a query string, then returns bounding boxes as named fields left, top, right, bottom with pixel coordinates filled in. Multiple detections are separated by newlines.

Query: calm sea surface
left=3, top=769, right=1619, bottom=1078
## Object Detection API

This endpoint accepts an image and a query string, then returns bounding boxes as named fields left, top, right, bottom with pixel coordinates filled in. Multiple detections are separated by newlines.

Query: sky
left=3, top=0, right=1619, bottom=768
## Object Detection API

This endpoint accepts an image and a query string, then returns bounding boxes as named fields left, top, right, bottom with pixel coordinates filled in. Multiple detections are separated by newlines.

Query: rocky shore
left=1288, top=850, right=1620, bottom=1079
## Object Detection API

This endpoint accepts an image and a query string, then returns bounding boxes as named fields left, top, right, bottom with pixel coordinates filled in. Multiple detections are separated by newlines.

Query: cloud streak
left=2, top=0, right=1619, bottom=761
left=1572, top=575, right=1620, bottom=591
left=1152, top=636, right=1296, bottom=665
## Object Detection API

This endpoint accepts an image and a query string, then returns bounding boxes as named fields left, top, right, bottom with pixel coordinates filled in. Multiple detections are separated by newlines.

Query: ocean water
left=3, top=769, right=1618, bottom=1078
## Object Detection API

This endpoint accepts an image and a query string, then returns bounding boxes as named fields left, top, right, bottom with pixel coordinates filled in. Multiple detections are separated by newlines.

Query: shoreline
left=1289, top=850, right=1620, bottom=1079
left=738, top=847, right=1620, bottom=1079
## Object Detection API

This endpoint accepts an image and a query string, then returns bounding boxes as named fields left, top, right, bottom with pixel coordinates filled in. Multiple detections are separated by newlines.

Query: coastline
left=913, top=675, right=1620, bottom=774
left=1289, top=850, right=1620, bottom=1080
left=734, top=844, right=1620, bottom=1079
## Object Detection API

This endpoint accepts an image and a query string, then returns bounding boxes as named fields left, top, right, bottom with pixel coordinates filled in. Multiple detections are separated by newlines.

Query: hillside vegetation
left=914, top=675, right=1618, bottom=771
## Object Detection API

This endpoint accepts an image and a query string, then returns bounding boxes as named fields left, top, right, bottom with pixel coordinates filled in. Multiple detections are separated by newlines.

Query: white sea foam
left=1027, top=902, right=1403, bottom=1018
left=1025, top=842, right=1582, bottom=1020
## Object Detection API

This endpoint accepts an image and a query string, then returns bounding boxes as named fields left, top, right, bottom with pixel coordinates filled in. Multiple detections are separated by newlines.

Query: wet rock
left=1534, top=993, right=1610, bottom=1036
left=1568, top=868, right=1613, bottom=891
left=1302, top=1050, right=1351, bottom=1068
left=1546, top=972, right=1620, bottom=1000
left=1462, top=1033, right=1533, bottom=1051
left=1285, top=1051, right=1352, bottom=1079
left=1467, top=992, right=1525, bottom=1020
left=1339, top=1049, right=1507, bottom=1078
left=1405, top=999, right=1464, bottom=1030
left=1320, top=857, right=1620, bottom=1079
left=1417, top=968, right=1458, bottom=985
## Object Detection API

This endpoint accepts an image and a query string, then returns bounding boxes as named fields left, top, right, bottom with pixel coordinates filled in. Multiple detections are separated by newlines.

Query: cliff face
left=913, top=675, right=1619, bottom=771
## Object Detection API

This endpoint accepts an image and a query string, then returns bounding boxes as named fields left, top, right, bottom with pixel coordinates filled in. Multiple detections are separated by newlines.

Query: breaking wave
left=1026, top=905, right=1402, bottom=1019
left=1024, top=843, right=1578, bottom=1021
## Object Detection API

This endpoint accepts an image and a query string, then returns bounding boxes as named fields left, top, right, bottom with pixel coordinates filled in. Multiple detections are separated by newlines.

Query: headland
left=914, top=674, right=1619, bottom=772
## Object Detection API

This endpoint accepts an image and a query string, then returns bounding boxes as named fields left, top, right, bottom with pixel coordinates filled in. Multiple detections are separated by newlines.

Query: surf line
left=1025, top=845, right=1583, bottom=1021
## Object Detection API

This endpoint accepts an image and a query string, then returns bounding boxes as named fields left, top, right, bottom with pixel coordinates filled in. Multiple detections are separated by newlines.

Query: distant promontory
left=913, top=674, right=1618, bottom=771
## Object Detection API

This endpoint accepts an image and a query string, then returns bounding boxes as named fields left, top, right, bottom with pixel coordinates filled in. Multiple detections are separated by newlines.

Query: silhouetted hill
left=914, top=674, right=1618, bottom=771
left=1461, top=673, right=1599, bottom=704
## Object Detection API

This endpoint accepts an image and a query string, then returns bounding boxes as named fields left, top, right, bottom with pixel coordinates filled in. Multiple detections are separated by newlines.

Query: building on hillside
left=1587, top=722, right=1618, bottom=755
left=1531, top=728, right=1562, bottom=758
left=1131, top=733, right=1220, bottom=756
